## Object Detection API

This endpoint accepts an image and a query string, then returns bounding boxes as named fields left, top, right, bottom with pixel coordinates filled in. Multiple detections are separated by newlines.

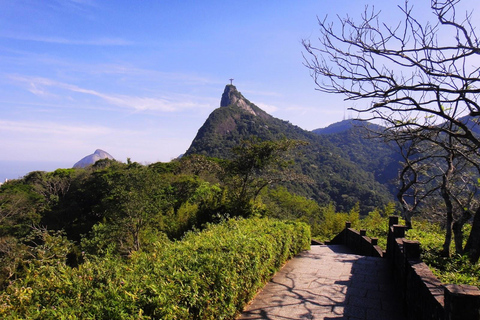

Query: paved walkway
left=239, top=245, right=406, bottom=320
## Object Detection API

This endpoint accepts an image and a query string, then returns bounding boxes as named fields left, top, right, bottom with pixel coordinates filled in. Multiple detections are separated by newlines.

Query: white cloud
left=7, top=75, right=214, bottom=113
left=256, top=102, right=278, bottom=114
left=0, top=118, right=192, bottom=164
left=0, top=120, right=111, bottom=136
left=0, top=34, right=132, bottom=46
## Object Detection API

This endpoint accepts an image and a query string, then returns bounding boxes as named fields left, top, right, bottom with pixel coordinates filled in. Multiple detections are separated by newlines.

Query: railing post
left=344, top=222, right=351, bottom=246
left=392, top=225, right=406, bottom=238
left=444, top=284, right=480, bottom=320
left=403, top=240, right=421, bottom=260
left=387, top=216, right=401, bottom=260
left=389, top=215, right=399, bottom=227
left=360, top=229, right=367, bottom=236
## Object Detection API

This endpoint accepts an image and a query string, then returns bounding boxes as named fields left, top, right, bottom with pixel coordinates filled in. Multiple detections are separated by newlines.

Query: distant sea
left=0, top=160, right=72, bottom=183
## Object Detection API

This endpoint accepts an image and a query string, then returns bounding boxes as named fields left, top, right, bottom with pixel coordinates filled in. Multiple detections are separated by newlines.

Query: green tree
left=224, top=138, right=307, bottom=217
left=0, top=182, right=42, bottom=238
left=262, top=186, right=323, bottom=235
left=100, top=167, right=168, bottom=254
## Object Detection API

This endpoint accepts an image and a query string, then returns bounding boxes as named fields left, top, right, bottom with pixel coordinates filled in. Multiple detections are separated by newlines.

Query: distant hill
left=313, top=119, right=383, bottom=135
left=185, top=85, right=394, bottom=213
left=313, top=119, right=362, bottom=135
left=313, top=119, right=401, bottom=193
left=73, top=149, right=115, bottom=168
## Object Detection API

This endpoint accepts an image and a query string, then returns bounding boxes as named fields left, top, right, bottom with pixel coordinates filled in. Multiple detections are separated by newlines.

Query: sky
left=1, top=0, right=479, bottom=181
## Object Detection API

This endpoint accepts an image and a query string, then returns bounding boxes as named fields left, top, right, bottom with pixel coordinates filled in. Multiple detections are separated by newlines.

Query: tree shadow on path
left=239, top=245, right=406, bottom=320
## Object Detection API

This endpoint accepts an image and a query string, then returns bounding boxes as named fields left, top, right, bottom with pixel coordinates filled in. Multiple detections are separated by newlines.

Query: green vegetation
left=311, top=202, right=395, bottom=250
left=407, top=221, right=480, bottom=288
left=0, top=139, right=318, bottom=319
left=0, top=218, right=310, bottom=319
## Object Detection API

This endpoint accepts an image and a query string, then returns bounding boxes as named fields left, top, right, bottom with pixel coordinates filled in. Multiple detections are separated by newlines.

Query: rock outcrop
left=73, top=149, right=115, bottom=168
left=220, top=85, right=257, bottom=116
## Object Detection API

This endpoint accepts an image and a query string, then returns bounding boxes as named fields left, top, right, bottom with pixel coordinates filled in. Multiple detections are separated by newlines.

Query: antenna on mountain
left=229, top=78, right=234, bottom=85
left=343, top=107, right=346, bottom=121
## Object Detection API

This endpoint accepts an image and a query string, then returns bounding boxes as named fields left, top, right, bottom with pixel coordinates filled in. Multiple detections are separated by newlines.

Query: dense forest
left=0, top=137, right=340, bottom=318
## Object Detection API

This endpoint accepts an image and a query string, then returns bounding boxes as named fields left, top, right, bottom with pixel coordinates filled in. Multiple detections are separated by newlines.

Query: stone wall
left=386, top=216, right=480, bottom=320
left=330, top=217, right=480, bottom=319
left=329, top=222, right=384, bottom=258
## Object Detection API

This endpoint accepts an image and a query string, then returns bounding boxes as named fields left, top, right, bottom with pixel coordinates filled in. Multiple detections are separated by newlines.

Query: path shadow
left=327, top=246, right=406, bottom=320
left=325, top=244, right=355, bottom=254
left=239, top=245, right=406, bottom=320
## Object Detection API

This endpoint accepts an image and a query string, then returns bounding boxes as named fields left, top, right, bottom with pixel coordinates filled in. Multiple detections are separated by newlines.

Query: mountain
left=313, top=120, right=402, bottom=191
left=186, top=84, right=312, bottom=158
left=312, top=119, right=362, bottom=135
left=73, top=149, right=115, bottom=168
left=185, top=85, right=394, bottom=213
left=313, top=119, right=383, bottom=135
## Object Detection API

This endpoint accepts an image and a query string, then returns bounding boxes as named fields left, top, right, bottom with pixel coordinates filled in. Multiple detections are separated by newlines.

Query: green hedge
left=0, top=218, right=310, bottom=319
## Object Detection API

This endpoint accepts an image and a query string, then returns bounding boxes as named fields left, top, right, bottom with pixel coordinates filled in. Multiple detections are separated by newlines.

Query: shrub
left=0, top=218, right=310, bottom=319
left=407, top=220, right=480, bottom=288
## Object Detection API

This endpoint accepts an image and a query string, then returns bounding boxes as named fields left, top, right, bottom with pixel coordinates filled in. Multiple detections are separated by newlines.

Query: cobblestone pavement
left=238, top=245, right=406, bottom=320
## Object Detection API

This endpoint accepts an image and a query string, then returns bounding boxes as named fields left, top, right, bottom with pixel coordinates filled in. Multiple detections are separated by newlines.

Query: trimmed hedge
left=0, top=218, right=310, bottom=319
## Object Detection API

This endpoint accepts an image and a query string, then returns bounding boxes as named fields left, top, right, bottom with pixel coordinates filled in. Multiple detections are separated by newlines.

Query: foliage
left=262, top=186, right=324, bottom=235
left=313, top=120, right=402, bottom=194
left=355, top=203, right=396, bottom=249
left=0, top=180, right=43, bottom=238
left=0, top=227, right=74, bottom=288
left=223, top=138, right=308, bottom=217
left=314, top=203, right=360, bottom=241
left=0, top=218, right=310, bottom=319
left=407, top=220, right=480, bottom=288
left=315, top=202, right=396, bottom=249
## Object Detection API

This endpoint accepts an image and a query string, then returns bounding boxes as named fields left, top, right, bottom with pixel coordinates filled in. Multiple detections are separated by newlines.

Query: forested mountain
left=313, top=119, right=402, bottom=193
left=186, top=85, right=394, bottom=213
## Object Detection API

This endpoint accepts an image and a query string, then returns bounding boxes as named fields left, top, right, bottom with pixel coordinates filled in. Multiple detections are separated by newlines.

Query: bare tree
left=391, top=128, right=441, bottom=230
left=303, top=0, right=480, bottom=261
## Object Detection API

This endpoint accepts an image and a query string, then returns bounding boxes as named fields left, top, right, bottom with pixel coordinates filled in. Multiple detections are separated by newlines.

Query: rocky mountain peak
left=73, top=149, right=115, bottom=168
left=220, top=84, right=256, bottom=116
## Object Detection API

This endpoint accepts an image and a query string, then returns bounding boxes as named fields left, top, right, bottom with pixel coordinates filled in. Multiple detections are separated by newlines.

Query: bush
left=314, top=203, right=360, bottom=241
left=0, top=218, right=310, bottom=319
left=407, top=220, right=480, bottom=288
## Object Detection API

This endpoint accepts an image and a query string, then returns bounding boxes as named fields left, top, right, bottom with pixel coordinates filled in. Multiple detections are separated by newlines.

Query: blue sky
left=1, top=0, right=478, bottom=181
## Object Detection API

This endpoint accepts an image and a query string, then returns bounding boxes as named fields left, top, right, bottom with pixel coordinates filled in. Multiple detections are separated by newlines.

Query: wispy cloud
left=0, top=119, right=112, bottom=136
left=256, top=102, right=278, bottom=114
left=27, top=82, right=55, bottom=97
left=8, top=75, right=214, bottom=113
left=1, top=34, right=133, bottom=46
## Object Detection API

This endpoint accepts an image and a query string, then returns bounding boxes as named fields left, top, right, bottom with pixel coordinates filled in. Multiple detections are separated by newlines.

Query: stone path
left=238, top=245, right=406, bottom=320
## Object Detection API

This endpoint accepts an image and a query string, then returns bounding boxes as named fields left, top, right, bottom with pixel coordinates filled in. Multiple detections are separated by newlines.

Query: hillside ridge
left=185, top=84, right=395, bottom=213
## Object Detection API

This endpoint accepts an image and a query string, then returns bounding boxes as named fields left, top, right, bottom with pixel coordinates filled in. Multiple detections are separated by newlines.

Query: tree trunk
left=403, top=209, right=413, bottom=229
left=442, top=215, right=453, bottom=257
left=453, top=221, right=465, bottom=254
left=453, top=209, right=472, bottom=254
left=441, top=179, right=453, bottom=257
left=464, top=207, right=480, bottom=263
